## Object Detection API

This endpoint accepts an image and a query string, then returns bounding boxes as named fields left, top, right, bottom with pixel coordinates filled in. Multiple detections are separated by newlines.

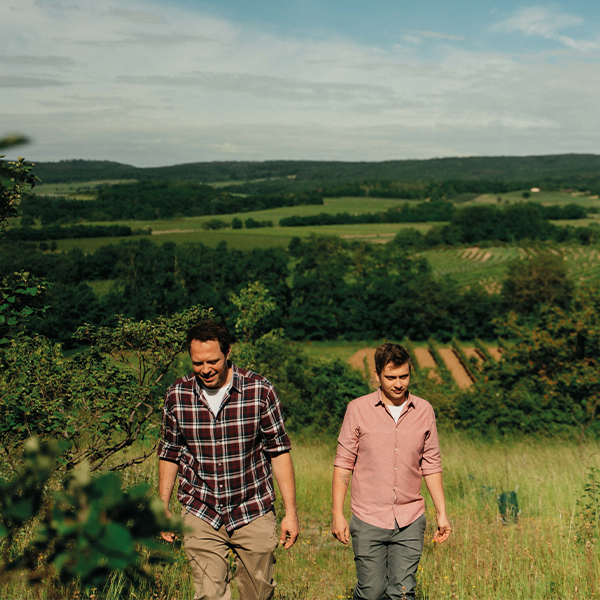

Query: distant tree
left=202, top=218, right=229, bottom=230
left=502, top=253, right=573, bottom=315
left=231, top=217, right=243, bottom=229
left=457, top=284, right=600, bottom=439
left=0, top=135, right=38, bottom=231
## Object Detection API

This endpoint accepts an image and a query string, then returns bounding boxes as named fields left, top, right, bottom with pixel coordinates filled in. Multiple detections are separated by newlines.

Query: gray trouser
left=350, top=513, right=426, bottom=600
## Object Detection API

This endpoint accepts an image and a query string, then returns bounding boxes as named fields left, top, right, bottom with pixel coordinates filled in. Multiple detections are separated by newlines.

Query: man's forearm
left=423, top=472, right=447, bottom=517
left=271, top=451, right=300, bottom=548
left=271, top=451, right=298, bottom=515
left=159, top=458, right=179, bottom=509
left=424, top=471, right=452, bottom=543
left=332, top=466, right=352, bottom=516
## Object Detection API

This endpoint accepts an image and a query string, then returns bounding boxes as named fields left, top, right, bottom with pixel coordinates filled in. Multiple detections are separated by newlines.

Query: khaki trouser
left=183, top=509, right=278, bottom=600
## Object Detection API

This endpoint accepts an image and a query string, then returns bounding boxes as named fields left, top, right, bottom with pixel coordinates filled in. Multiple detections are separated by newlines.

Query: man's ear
left=226, top=346, right=232, bottom=360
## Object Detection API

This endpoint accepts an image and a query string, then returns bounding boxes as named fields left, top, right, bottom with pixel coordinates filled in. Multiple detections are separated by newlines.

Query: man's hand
left=433, top=514, right=452, bottom=544
left=160, top=508, right=176, bottom=543
left=279, top=512, right=300, bottom=549
left=331, top=513, right=350, bottom=545
left=271, top=452, right=299, bottom=549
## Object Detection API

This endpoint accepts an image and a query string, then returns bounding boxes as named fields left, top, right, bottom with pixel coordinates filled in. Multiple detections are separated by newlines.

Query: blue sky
left=2, top=0, right=600, bottom=166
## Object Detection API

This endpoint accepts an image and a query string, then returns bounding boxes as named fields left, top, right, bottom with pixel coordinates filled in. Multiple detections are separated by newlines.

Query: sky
left=2, top=0, right=600, bottom=167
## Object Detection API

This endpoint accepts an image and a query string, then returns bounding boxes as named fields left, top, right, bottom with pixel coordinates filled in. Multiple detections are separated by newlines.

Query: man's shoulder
left=347, top=390, right=379, bottom=410
left=166, top=373, right=195, bottom=395
left=408, top=393, right=434, bottom=410
left=234, top=364, right=272, bottom=387
left=407, top=393, right=437, bottom=421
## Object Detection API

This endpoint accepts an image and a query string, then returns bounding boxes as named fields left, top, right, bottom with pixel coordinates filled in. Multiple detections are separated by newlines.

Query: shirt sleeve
left=157, top=390, right=183, bottom=463
left=420, top=408, right=442, bottom=476
left=333, top=401, right=359, bottom=470
left=260, top=383, right=292, bottom=454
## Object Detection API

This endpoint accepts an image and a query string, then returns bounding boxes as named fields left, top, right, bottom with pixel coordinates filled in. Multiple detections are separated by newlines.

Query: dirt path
left=462, top=347, right=483, bottom=364
left=412, top=348, right=442, bottom=384
left=488, top=347, right=503, bottom=361
left=348, top=344, right=499, bottom=389
left=152, top=229, right=196, bottom=235
left=438, top=348, right=474, bottom=389
left=348, top=348, right=378, bottom=387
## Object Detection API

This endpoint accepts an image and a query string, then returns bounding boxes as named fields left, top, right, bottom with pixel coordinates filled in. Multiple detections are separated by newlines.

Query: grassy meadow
left=4, top=432, right=599, bottom=600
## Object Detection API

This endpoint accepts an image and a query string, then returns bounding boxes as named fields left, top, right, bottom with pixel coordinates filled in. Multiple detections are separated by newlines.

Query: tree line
left=32, top=154, right=600, bottom=191
left=279, top=201, right=588, bottom=228
left=4, top=224, right=137, bottom=241
left=21, top=182, right=323, bottom=224
left=0, top=231, right=557, bottom=348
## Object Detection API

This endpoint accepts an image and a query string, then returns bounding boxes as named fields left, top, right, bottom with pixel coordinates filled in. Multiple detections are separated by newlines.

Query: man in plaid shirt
left=158, top=320, right=299, bottom=600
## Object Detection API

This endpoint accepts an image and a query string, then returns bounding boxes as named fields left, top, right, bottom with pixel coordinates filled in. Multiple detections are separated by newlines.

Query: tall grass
left=2, top=433, right=599, bottom=599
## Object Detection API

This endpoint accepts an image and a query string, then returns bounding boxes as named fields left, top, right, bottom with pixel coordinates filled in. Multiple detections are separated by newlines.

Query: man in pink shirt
left=332, top=343, right=451, bottom=600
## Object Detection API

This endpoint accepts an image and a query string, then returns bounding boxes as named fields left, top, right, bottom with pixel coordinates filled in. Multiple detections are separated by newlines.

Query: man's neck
left=380, top=390, right=408, bottom=407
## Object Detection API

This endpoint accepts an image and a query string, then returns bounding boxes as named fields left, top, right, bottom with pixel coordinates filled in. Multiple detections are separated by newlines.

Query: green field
left=4, top=433, right=599, bottom=600
left=13, top=190, right=600, bottom=287
left=32, top=195, right=442, bottom=252
left=468, top=190, right=600, bottom=207
left=415, top=243, right=600, bottom=291
left=31, top=179, right=138, bottom=199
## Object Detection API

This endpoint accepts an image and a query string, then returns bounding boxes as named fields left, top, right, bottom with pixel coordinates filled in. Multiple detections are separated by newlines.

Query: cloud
left=404, top=30, right=465, bottom=44
left=494, top=6, right=599, bottom=52
left=2, top=0, right=600, bottom=165
left=0, top=55, right=76, bottom=67
left=78, top=32, right=218, bottom=47
left=118, top=71, right=397, bottom=106
left=0, top=76, right=68, bottom=88
left=102, top=7, right=168, bottom=25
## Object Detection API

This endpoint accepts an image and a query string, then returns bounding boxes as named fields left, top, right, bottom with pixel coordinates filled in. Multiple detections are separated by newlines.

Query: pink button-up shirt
left=334, top=390, right=442, bottom=529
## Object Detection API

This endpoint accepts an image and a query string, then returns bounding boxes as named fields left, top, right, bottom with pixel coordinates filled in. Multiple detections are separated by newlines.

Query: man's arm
left=158, top=458, right=179, bottom=542
left=424, top=472, right=452, bottom=543
left=271, top=451, right=299, bottom=549
left=331, top=466, right=352, bottom=545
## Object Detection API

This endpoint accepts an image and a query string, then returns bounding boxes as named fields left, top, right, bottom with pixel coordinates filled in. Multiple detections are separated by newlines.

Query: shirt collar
left=193, top=361, right=240, bottom=398
left=374, top=388, right=416, bottom=409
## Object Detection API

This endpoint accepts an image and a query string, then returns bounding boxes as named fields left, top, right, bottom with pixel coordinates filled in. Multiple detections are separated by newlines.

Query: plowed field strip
left=438, top=348, right=473, bottom=390
left=462, top=347, right=482, bottom=363
left=348, top=348, right=378, bottom=387
left=488, top=347, right=503, bottom=361
left=413, top=347, right=436, bottom=369
left=412, top=348, right=442, bottom=383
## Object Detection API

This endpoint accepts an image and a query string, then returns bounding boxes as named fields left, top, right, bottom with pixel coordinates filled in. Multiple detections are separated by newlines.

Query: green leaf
left=98, top=523, right=134, bottom=555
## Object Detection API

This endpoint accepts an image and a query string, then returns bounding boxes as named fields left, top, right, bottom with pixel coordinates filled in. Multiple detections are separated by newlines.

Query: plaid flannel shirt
left=157, top=362, right=291, bottom=533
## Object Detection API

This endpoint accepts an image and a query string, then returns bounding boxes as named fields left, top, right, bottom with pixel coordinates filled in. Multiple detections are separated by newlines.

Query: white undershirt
left=201, top=381, right=232, bottom=416
left=387, top=401, right=407, bottom=423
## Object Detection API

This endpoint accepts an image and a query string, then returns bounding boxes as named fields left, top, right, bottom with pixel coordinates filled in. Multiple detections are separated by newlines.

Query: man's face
left=375, top=361, right=411, bottom=405
left=189, top=339, right=231, bottom=389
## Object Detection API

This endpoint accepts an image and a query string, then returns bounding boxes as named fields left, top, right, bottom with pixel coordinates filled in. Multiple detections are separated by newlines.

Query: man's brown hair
left=374, top=342, right=412, bottom=375
left=186, top=320, right=231, bottom=356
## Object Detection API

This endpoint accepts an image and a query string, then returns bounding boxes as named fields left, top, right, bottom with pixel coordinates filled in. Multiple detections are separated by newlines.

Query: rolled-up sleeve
left=157, top=396, right=183, bottom=463
left=420, top=412, right=442, bottom=476
left=260, top=386, right=292, bottom=455
left=334, top=402, right=358, bottom=470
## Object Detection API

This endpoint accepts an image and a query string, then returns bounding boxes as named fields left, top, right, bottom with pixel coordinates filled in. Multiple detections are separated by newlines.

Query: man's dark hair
left=186, top=320, right=231, bottom=356
left=374, top=342, right=412, bottom=375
